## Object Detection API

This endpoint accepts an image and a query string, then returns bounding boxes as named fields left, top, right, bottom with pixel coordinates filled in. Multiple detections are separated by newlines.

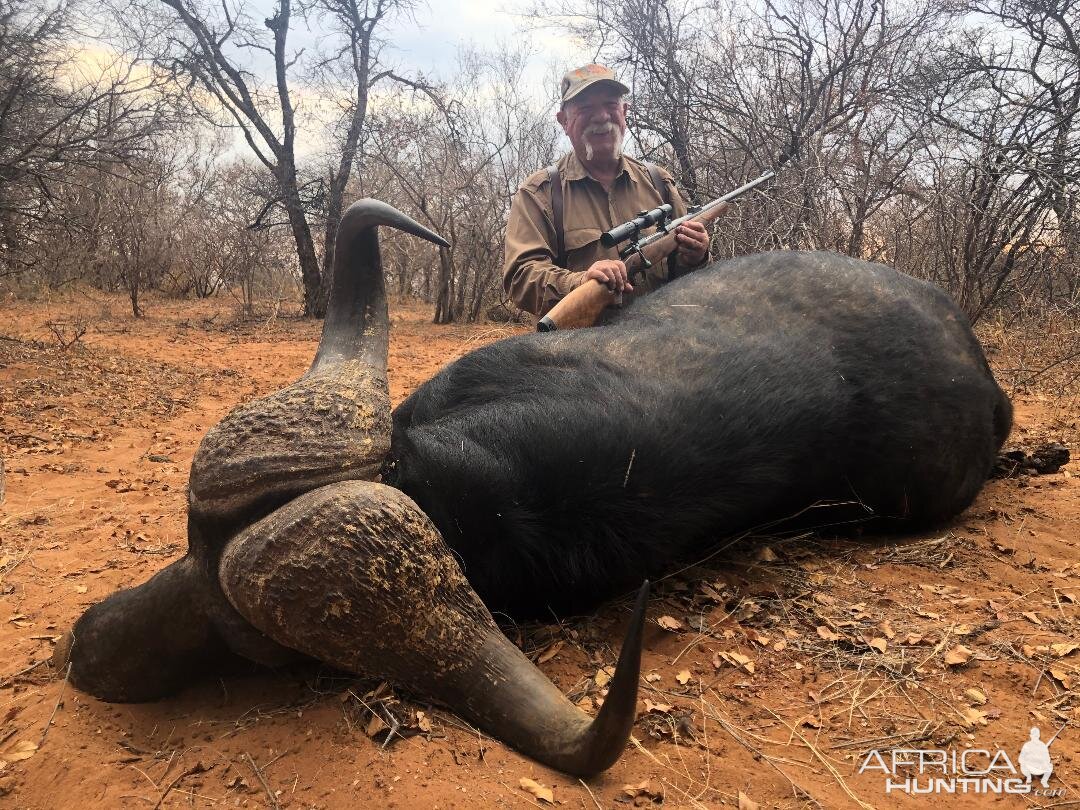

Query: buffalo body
left=389, top=251, right=1011, bottom=617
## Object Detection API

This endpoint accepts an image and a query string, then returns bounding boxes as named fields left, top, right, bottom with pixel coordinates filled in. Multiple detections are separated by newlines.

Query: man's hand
left=675, top=221, right=709, bottom=267
left=584, top=259, right=633, bottom=293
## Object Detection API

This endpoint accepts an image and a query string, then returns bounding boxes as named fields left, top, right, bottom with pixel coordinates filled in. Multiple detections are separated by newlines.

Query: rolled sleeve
left=502, top=184, right=589, bottom=316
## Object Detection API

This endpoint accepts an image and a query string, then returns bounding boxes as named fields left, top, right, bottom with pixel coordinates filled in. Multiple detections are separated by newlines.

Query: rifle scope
left=601, top=204, right=673, bottom=248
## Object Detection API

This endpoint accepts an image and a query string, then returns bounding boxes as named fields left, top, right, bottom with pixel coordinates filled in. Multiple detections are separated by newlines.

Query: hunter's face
left=558, top=86, right=628, bottom=163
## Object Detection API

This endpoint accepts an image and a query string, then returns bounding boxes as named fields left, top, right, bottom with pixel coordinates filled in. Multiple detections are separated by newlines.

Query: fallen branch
left=0, top=658, right=47, bottom=689
left=244, top=752, right=281, bottom=810
left=39, top=662, right=71, bottom=748
left=152, top=763, right=207, bottom=810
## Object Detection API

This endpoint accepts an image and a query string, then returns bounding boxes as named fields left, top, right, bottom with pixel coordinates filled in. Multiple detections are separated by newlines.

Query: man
left=1019, top=727, right=1053, bottom=788
left=503, top=64, right=710, bottom=317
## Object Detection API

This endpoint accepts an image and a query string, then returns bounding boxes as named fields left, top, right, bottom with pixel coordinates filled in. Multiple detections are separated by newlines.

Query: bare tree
left=0, top=0, right=177, bottom=280
left=132, top=0, right=421, bottom=316
left=364, top=46, right=559, bottom=323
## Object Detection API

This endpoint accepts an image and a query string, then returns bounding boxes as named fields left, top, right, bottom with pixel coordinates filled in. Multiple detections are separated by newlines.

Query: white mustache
left=583, top=121, right=624, bottom=163
left=585, top=122, right=618, bottom=137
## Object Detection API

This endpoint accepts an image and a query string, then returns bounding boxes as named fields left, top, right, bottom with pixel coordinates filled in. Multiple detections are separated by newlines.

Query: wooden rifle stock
left=540, top=199, right=735, bottom=332
left=540, top=279, right=619, bottom=331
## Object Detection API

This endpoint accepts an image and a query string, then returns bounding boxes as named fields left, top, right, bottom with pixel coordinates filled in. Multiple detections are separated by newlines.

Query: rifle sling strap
left=547, top=161, right=671, bottom=270
left=646, top=162, right=672, bottom=209
left=548, top=164, right=565, bottom=268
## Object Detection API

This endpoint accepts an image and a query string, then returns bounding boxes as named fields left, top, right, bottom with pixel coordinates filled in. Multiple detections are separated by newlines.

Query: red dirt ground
left=0, top=291, right=1077, bottom=809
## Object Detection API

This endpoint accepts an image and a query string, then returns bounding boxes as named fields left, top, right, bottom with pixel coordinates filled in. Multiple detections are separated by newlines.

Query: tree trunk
left=280, top=177, right=323, bottom=316
left=433, top=247, right=455, bottom=324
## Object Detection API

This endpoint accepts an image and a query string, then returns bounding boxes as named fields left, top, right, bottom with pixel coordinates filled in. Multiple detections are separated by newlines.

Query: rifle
left=537, top=169, right=777, bottom=332
left=1046, top=722, right=1068, bottom=747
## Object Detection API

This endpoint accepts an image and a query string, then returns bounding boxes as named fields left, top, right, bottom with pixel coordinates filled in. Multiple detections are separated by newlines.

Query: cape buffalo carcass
left=57, top=200, right=1011, bottom=777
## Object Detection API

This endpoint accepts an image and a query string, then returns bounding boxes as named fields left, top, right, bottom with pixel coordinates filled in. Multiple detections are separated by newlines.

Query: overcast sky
left=148, top=0, right=594, bottom=158
left=356, top=0, right=587, bottom=101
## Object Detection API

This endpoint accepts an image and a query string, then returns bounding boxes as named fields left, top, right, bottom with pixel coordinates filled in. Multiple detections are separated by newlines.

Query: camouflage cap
left=559, top=64, right=630, bottom=106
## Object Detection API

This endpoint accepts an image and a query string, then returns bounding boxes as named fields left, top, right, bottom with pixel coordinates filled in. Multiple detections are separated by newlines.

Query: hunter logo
left=858, top=723, right=1067, bottom=797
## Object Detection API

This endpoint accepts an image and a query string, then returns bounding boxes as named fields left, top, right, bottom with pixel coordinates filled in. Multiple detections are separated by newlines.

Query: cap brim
left=562, top=77, right=631, bottom=105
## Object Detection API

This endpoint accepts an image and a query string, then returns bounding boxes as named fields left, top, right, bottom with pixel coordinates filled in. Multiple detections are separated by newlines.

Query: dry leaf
left=645, top=672, right=661, bottom=683
left=715, top=650, right=756, bottom=674
left=225, top=775, right=249, bottom=791
left=656, top=615, right=683, bottom=632
left=738, top=790, right=760, bottom=810
left=960, top=707, right=990, bottom=728
left=1060, top=592, right=1078, bottom=603
left=800, top=714, right=822, bottom=728
left=1049, top=666, right=1076, bottom=690
left=816, top=625, right=843, bottom=642
left=868, top=637, right=888, bottom=654
left=594, top=666, right=615, bottom=688
left=878, top=619, right=896, bottom=639
left=700, top=583, right=726, bottom=602
left=944, top=645, right=974, bottom=666
left=364, top=714, right=387, bottom=738
left=1023, top=611, right=1043, bottom=626
left=416, top=711, right=432, bottom=733
left=730, top=650, right=755, bottom=673
left=1051, top=642, right=1080, bottom=658
left=773, top=639, right=788, bottom=652
left=622, top=781, right=658, bottom=800
left=965, top=687, right=987, bottom=705
left=744, top=628, right=771, bottom=646
left=5, top=741, right=37, bottom=762
left=644, top=700, right=673, bottom=714
left=74, top=585, right=87, bottom=594
left=756, top=545, right=778, bottom=562
left=904, top=633, right=925, bottom=645
left=536, top=641, right=563, bottom=664
left=676, top=669, right=692, bottom=685
left=519, top=777, right=554, bottom=804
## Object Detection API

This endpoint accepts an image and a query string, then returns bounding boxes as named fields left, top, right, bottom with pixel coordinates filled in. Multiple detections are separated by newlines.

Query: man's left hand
left=675, top=221, right=709, bottom=267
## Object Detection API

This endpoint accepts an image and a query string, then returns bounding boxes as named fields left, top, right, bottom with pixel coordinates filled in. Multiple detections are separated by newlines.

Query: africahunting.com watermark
left=858, top=724, right=1067, bottom=797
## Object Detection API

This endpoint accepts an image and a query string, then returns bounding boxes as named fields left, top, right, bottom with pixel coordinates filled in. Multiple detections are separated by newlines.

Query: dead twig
left=578, top=778, right=603, bottom=810
left=151, top=763, right=206, bottom=810
left=38, top=662, right=70, bottom=748
left=0, top=658, right=47, bottom=689
left=762, top=705, right=876, bottom=810
left=244, top=752, right=281, bottom=810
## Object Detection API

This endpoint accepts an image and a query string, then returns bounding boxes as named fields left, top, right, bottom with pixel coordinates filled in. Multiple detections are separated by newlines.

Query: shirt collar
left=564, top=149, right=630, bottom=184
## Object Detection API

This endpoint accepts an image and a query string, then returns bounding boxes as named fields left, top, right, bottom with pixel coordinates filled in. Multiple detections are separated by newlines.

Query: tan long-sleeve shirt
left=502, top=151, right=699, bottom=316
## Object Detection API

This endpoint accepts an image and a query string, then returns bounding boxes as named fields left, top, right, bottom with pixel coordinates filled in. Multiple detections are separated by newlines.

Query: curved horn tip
left=568, top=580, right=651, bottom=777
left=612, top=579, right=649, bottom=692
left=341, top=198, right=450, bottom=248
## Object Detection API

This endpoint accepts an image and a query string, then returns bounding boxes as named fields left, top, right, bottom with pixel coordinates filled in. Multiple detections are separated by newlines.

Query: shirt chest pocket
left=564, top=227, right=604, bottom=270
